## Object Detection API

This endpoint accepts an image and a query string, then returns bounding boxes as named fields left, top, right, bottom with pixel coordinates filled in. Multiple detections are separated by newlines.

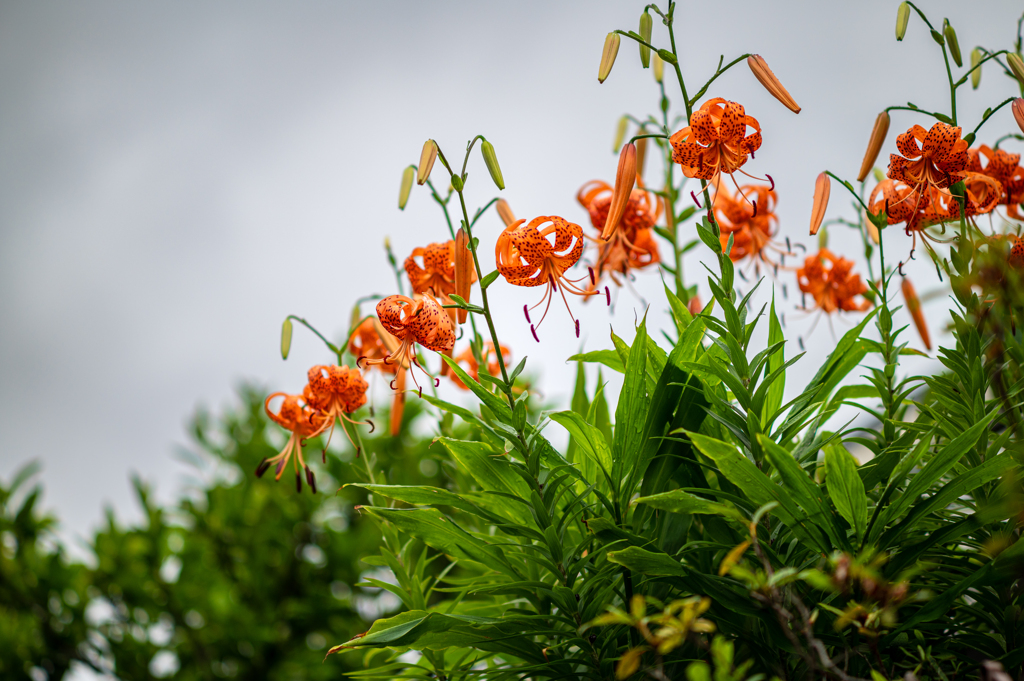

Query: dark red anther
left=255, top=458, right=270, bottom=478
left=306, top=466, right=317, bottom=494
left=766, top=174, right=774, bottom=191
left=575, top=319, right=580, bottom=338
left=523, top=304, right=531, bottom=323
left=434, top=377, right=440, bottom=387
left=798, top=336, right=805, bottom=351
left=605, top=286, right=611, bottom=306
left=322, top=449, right=327, bottom=464
left=530, top=324, right=540, bottom=342
left=417, top=386, right=423, bottom=398
left=690, top=190, right=702, bottom=208
left=750, top=150, right=755, bottom=159
left=295, top=471, right=302, bottom=493
left=751, top=200, right=758, bottom=218
left=898, top=261, right=905, bottom=276
left=356, top=355, right=367, bottom=368
left=367, top=419, right=375, bottom=434
left=909, top=248, right=916, bottom=261
left=355, top=446, right=361, bottom=459
left=389, top=378, right=397, bottom=390
left=588, top=267, right=596, bottom=286
left=275, top=458, right=287, bottom=477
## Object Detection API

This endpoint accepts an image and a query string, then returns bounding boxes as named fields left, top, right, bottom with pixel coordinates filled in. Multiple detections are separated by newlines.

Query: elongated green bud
left=639, top=12, right=652, bottom=68
left=613, top=115, right=628, bottom=152
left=653, top=52, right=664, bottom=83
left=896, top=2, right=910, bottom=41
left=416, top=140, right=437, bottom=185
left=943, top=21, right=962, bottom=67
left=657, top=48, right=677, bottom=65
left=818, top=225, right=829, bottom=250
left=1008, top=53, right=1024, bottom=88
left=398, top=166, right=414, bottom=209
left=970, top=48, right=982, bottom=89
left=281, top=318, right=293, bottom=360
left=480, top=139, right=504, bottom=190
left=598, top=32, right=620, bottom=83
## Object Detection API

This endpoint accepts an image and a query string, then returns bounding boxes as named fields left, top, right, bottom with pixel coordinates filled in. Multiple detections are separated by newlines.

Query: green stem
left=940, top=44, right=957, bottom=126
left=971, top=97, right=1017, bottom=138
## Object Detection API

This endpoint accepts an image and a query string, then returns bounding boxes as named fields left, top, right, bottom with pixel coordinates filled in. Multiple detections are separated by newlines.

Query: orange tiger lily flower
left=363, top=294, right=455, bottom=393
left=405, top=241, right=457, bottom=296
left=348, top=318, right=408, bottom=436
left=1011, top=236, right=1024, bottom=268
left=577, top=179, right=661, bottom=288
left=495, top=215, right=597, bottom=339
left=670, top=98, right=762, bottom=180
left=449, top=342, right=513, bottom=390
left=887, top=122, right=969, bottom=193
left=968, top=145, right=1024, bottom=218
left=796, top=249, right=871, bottom=315
left=257, top=392, right=329, bottom=493
left=711, top=179, right=788, bottom=269
left=303, top=364, right=371, bottom=456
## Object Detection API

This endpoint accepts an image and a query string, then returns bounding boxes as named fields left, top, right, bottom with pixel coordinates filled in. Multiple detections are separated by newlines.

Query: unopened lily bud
left=863, top=212, right=880, bottom=244
left=809, top=172, right=830, bottom=236
left=454, top=228, right=473, bottom=324
left=896, top=2, right=910, bottom=41
left=417, top=140, right=438, bottom=185
left=1008, top=54, right=1024, bottom=87
left=1013, top=99, right=1024, bottom=135
left=747, top=55, right=801, bottom=114
left=613, top=115, right=628, bottom=152
left=653, top=52, right=664, bottom=83
left=280, top=318, right=293, bottom=360
left=687, top=295, right=702, bottom=317
left=480, top=139, right=504, bottom=190
left=390, top=369, right=407, bottom=436
left=943, top=21, right=962, bottom=67
left=639, top=12, right=652, bottom=68
left=598, top=32, right=620, bottom=83
left=901, top=278, right=931, bottom=350
left=602, top=142, right=637, bottom=240
left=818, top=225, right=829, bottom=250
left=398, top=166, right=415, bottom=209
left=970, top=48, right=982, bottom=89
left=857, top=111, right=890, bottom=182
left=496, top=199, right=516, bottom=227
left=636, top=137, right=647, bottom=180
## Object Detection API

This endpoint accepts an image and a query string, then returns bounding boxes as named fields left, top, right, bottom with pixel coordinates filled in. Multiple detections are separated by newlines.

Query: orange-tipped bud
left=417, top=140, right=438, bottom=185
left=390, top=369, right=407, bottom=436
left=602, top=142, right=637, bottom=240
left=496, top=199, right=516, bottom=227
left=598, top=32, right=620, bottom=83
left=901, top=278, right=931, bottom=351
left=1013, top=99, right=1024, bottom=136
left=810, top=172, right=830, bottom=236
left=857, top=111, right=890, bottom=182
left=636, top=137, right=647, bottom=180
left=747, top=55, right=801, bottom=114
left=454, top=228, right=473, bottom=324
left=687, top=295, right=702, bottom=317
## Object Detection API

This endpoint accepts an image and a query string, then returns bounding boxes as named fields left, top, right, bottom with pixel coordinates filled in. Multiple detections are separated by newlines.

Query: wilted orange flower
left=495, top=216, right=596, bottom=338
left=968, top=145, right=1024, bottom=218
left=712, top=180, right=785, bottom=267
left=887, top=122, right=969, bottom=193
left=796, top=249, right=871, bottom=314
left=449, top=342, right=512, bottom=390
left=258, top=392, right=328, bottom=493
left=302, top=364, right=371, bottom=455
left=577, top=179, right=661, bottom=286
left=670, top=98, right=762, bottom=180
left=363, top=294, right=455, bottom=393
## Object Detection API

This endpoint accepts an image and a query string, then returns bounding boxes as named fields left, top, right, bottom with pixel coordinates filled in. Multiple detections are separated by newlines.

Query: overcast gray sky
left=2, top=0, right=1021, bottom=548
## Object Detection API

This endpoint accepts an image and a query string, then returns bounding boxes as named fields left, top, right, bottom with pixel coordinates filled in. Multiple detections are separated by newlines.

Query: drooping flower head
left=712, top=179, right=788, bottom=270
left=968, top=145, right=1024, bottom=218
left=363, top=294, right=455, bottom=393
left=449, top=342, right=513, bottom=390
left=887, top=122, right=969, bottom=193
left=302, top=364, right=371, bottom=455
left=348, top=318, right=400, bottom=374
left=257, top=393, right=328, bottom=493
left=495, top=215, right=597, bottom=339
left=796, top=249, right=871, bottom=315
left=577, top=179, right=661, bottom=287
left=670, top=98, right=762, bottom=180
left=405, top=241, right=457, bottom=296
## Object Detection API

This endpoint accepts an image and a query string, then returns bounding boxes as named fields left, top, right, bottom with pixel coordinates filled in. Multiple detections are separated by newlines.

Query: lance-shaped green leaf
left=635, top=489, right=744, bottom=521
left=613, top=317, right=650, bottom=490
left=438, top=438, right=532, bottom=502
left=567, top=349, right=624, bottom=374
left=550, top=411, right=614, bottom=489
left=824, top=444, right=867, bottom=542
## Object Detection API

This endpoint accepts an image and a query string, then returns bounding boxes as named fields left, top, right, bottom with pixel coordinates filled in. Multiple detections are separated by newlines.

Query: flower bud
left=480, top=139, right=504, bottom=190
left=818, top=225, right=829, bottom=250
left=943, top=21, right=962, bottom=67
left=602, top=142, right=637, bottom=240
left=653, top=53, right=664, bottom=83
left=863, top=212, right=880, bottom=244
left=901, top=277, right=931, bottom=350
left=639, top=12, right=653, bottom=68
left=281, top=318, right=293, bottom=360
left=857, top=111, right=890, bottom=182
left=398, top=166, right=415, bottom=209
left=809, top=172, right=830, bottom=236
left=613, top=115, right=628, bottom=152
left=454, top=228, right=473, bottom=324
left=636, top=137, right=647, bottom=180
left=390, top=369, right=407, bottom=436
left=1013, top=99, right=1024, bottom=135
left=657, top=48, right=677, bottom=65
left=687, top=295, right=702, bottom=317
left=896, top=2, right=910, bottom=41
left=496, top=199, right=516, bottom=227
left=417, top=139, right=438, bottom=185
left=598, top=32, right=620, bottom=83
left=747, top=55, right=801, bottom=114
left=1008, top=54, right=1024, bottom=88
left=970, top=48, right=982, bottom=89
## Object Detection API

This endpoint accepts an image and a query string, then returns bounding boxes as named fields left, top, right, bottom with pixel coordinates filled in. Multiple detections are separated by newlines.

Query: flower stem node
left=480, top=139, right=504, bottom=190
left=417, top=140, right=438, bottom=185
left=747, top=55, right=801, bottom=114
left=895, top=2, right=910, bottom=41
left=598, top=32, right=620, bottom=83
